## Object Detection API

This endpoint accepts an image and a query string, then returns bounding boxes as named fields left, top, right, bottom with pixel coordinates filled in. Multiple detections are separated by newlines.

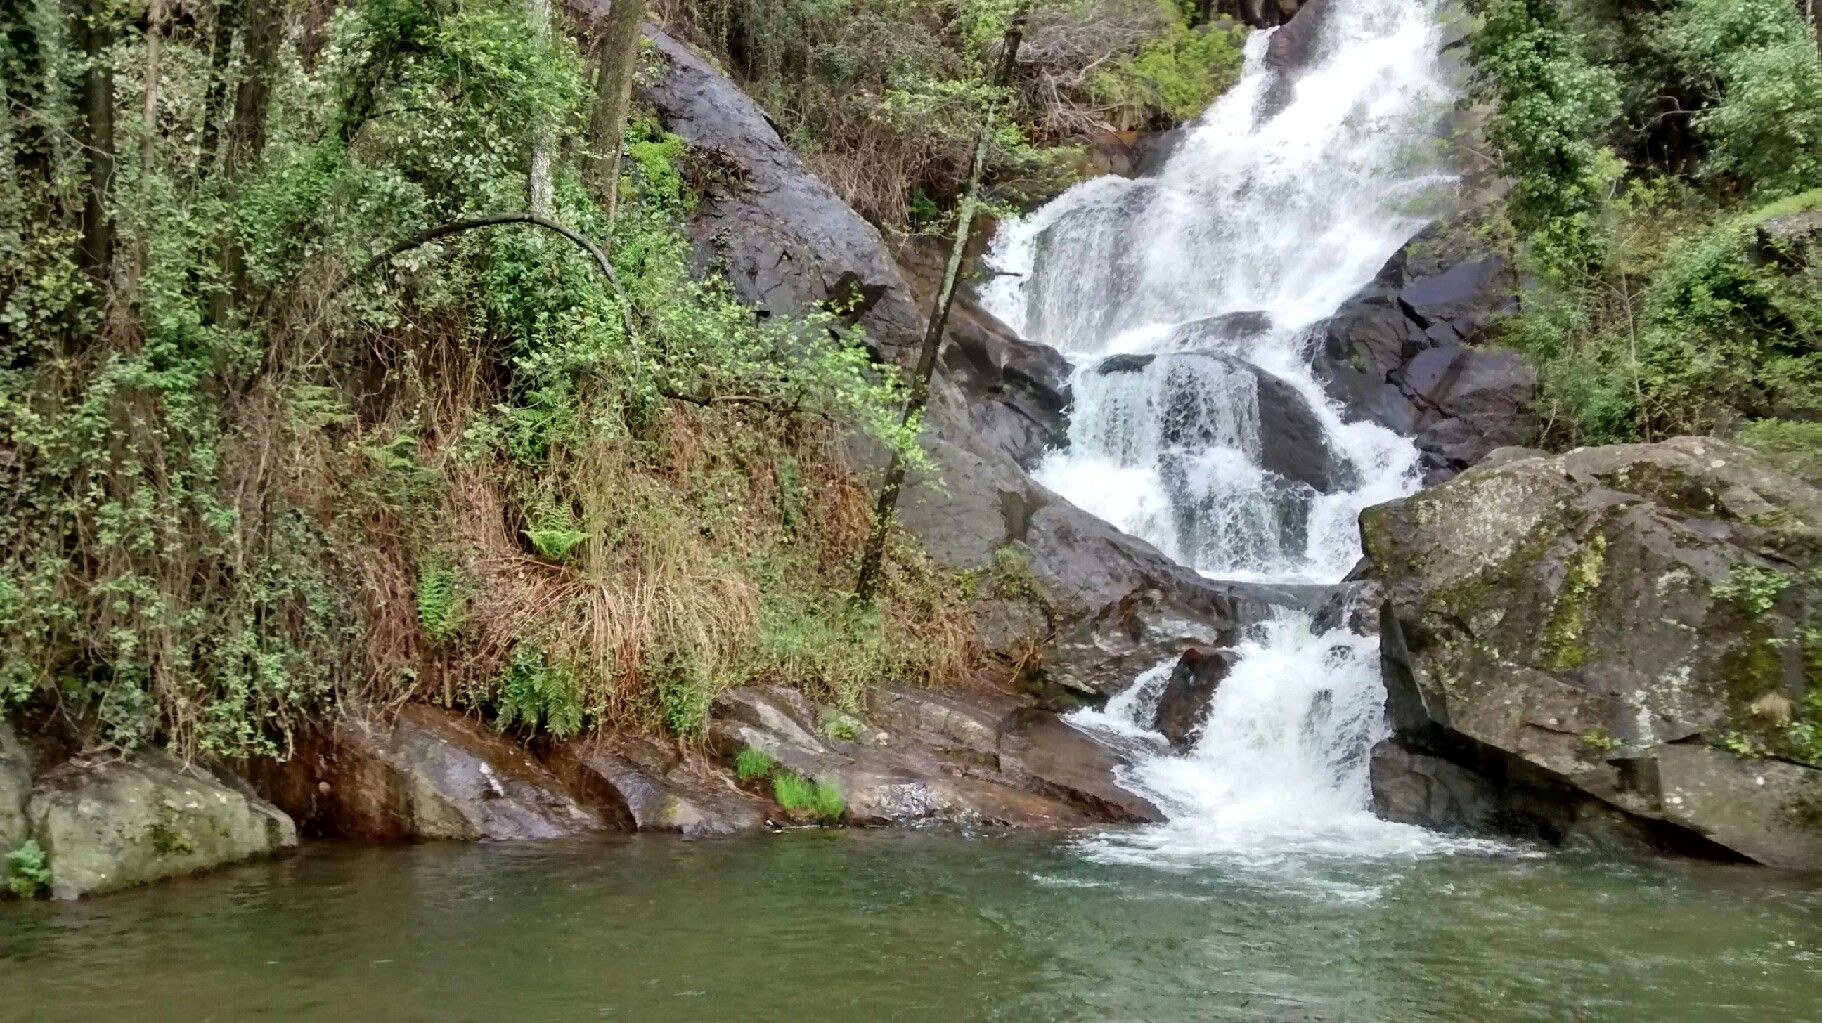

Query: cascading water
left=983, top=0, right=1484, bottom=864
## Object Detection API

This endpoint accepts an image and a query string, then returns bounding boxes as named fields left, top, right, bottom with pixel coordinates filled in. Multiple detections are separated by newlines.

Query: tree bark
left=528, top=0, right=555, bottom=215
left=585, top=0, right=646, bottom=223
left=75, top=0, right=116, bottom=285
left=141, top=0, right=167, bottom=173
left=853, top=6, right=1029, bottom=603
left=197, top=0, right=242, bottom=177
left=224, top=0, right=282, bottom=178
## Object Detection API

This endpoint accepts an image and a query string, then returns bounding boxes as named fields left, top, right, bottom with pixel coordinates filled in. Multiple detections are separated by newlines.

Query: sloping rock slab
left=707, top=685, right=1148, bottom=828
left=545, top=735, right=767, bottom=837
left=638, top=29, right=926, bottom=361
left=1365, top=438, right=1822, bottom=866
left=28, top=753, right=296, bottom=899
left=253, top=705, right=605, bottom=842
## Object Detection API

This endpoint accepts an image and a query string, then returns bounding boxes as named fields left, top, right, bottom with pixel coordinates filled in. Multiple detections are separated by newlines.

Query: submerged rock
left=27, top=753, right=296, bottom=900
left=252, top=705, right=606, bottom=842
left=1153, top=647, right=1239, bottom=751
left=1364, top=438, right=1822, bottom=867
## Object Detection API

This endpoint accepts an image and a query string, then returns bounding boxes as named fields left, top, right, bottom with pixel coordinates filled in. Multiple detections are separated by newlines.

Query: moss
left=1542, top=533, right=1608, bottom=670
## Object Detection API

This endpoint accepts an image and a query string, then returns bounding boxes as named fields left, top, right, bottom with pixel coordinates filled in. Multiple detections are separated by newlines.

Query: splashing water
left=983, top=0, right=1493, bottom=866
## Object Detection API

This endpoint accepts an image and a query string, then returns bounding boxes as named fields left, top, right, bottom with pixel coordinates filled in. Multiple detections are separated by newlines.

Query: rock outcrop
left=707, top=684, right=1159, bottom=826
left=1364, top=438, right=1822, bottom=868
left=1314, top=225, right=1536, bottom=482
left=253, top=704, right=606, bottom=842
left=26, top=753, right=297, bottom=899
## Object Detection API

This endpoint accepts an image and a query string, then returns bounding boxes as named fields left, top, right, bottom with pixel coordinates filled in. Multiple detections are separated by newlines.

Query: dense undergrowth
left=1466, top=0, right=1822, bottom=452
left=0, top=0, right=976, bottom=760
left=653, top=0, right=1248, bottom=229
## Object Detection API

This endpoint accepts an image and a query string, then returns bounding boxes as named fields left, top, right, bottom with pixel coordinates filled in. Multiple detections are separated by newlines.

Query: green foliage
left=734, top=746, right=777, bottom=782
left=6, top=841, right=50, bottom=898
left=494, top=646, right=585, bottom=739
left=1093, top=7, right=1246, bottom=127
left=1468, top=0, right=1623, bottom=277
left=821, top=712, right=861, bottom=741
left=0, top=0, right=970, bottom=757
left=1660, top=0, right=1822, bottom=200
left=772, top=771, right=845, bottom=822
left=1713, top=565, right=1796, bottom=617
left=1579, top=727, right=1621, bottom=753
left=416, top=559, right=469, bottom=644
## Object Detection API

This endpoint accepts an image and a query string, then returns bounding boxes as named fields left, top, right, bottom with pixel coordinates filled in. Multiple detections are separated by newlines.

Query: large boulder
left=0, top=719, right=29, bottom=854
left=1364, top=438, right=1822, bottom=867
left=252, top=705, right=606, bottom=842
left=26, top=753, right=296, bottom=899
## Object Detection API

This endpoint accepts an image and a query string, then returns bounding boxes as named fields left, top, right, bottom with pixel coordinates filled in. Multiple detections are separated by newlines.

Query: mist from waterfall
left=983, top=0, right=1487, bottom=864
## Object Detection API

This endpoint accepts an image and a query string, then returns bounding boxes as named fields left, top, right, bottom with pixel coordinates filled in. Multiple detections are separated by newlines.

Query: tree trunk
left=197, top=0, right=242, bottom=177
left=75, top=0, right=116, bottom=285
left=141, top=0, right=167, bottom=173
left=853, top=6, right=1029, bottom=603
left=585, top=0, right=646, bottom=223
left=528, top=0, right=554, bottom=215
left=224, top=0, right=282, bottom=178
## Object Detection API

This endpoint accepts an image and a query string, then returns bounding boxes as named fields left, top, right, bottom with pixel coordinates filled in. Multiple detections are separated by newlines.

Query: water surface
left=4, top=831, right=1818, bottom=1022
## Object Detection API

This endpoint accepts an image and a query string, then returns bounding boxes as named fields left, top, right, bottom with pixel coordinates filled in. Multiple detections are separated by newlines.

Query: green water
left=2, top=831, right=1819, bottom=1022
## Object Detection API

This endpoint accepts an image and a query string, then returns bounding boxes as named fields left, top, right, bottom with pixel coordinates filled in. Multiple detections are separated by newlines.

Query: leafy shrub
left=416, top=560, right=470, bottom=644
left=772, top=771, right=845, bottom=822
left=494, top=646, right=586, bottom=739
left=1092, top=11, right=1246, bottom=127
left=6, top=841, right=50, bottom=898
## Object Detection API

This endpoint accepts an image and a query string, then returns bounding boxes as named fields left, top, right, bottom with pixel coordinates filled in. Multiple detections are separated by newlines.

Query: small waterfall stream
left=983, top=0, right=1472, bottom=862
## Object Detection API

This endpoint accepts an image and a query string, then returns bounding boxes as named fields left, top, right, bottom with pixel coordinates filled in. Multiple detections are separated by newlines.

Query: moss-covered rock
left=1366, top=437, right=1822, bottom=867
left=26, top=753, right=297, bottom=899
left=0, top=720, right=30, bottom=855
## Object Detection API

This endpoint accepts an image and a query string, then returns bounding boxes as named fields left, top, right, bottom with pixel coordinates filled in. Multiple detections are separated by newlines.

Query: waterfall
left=983, top=0, right=1474, bottom=861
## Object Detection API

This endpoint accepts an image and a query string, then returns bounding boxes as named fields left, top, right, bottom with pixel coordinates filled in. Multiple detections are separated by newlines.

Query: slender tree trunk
left=75, top=0, right=116, bottom=286
left=528, top=0, right=554, bottom=215
left=224, top=0, right=281, bottom=178
left=854, top=6, right=1029, bottom=603
left=585, top=0, right=646, bottom=223
left=142, top=0, right=167, bottom=173
left=197, top=0, right=242, bottom=178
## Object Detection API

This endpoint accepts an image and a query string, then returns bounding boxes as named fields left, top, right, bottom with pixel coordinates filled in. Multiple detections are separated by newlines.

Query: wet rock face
left=0, top=720, right=30, bottom=853
left=1152, top=647, right=1238, bottom=751
left=705, top=685, right=1159, bottom=827
left=1314, top=224, right=1535, bottom=482
left=545, top=736, right=766, bottom=837
left=27, top=753, right=296, bottom=900
left=637, top=29, right=926, bottom=362
left=1364, top=438, right=1822, bottom=868
left=253, top=705, right=606, bottom=842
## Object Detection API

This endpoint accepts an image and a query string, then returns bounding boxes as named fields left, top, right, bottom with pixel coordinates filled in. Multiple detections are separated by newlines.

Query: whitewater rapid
left=983, top=0, right=1491, bottom=866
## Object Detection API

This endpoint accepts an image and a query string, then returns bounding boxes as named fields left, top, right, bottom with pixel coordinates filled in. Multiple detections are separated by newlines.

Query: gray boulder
left=27, top=753, right=296, bottom=900
left=1364, top=438, right=1822, bottom=867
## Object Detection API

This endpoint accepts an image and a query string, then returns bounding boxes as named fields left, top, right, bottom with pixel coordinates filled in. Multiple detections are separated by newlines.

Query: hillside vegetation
left=1466, top=0, right=1822, bottom=455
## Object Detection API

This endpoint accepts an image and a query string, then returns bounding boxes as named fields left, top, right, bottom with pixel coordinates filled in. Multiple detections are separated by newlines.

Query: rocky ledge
left=1363, top=438, right=1822, bottom=868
